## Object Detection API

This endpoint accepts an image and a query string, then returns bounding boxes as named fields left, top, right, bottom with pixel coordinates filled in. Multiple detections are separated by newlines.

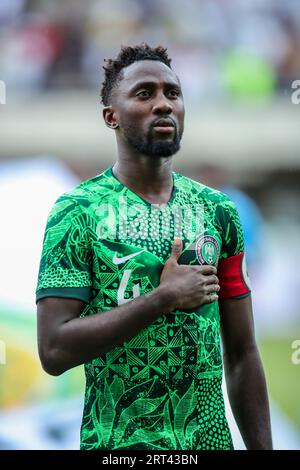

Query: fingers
left=201, top=265, right=217, bottom=275
left=169, top=237, right=183, bottom=262
left=204, top=274, right=219, bottom=285
left=197, top=265, right=217, bottom=275
left=205, top=284, right=220, bottom=294
left=205, top=294, right=219, bottom=304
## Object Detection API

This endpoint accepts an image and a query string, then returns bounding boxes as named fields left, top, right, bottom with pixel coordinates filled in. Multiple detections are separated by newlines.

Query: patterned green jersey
left=36, top=167, right=250, bottom=450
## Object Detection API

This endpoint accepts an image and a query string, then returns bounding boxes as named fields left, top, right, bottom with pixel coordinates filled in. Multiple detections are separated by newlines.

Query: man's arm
left=37, top=286, right=173, bottom=376
left=37, top=239, right=219, bottom=376
left=219, top=295, right=273, bottom=450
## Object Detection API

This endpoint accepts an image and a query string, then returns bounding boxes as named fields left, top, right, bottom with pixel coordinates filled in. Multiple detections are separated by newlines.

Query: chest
left=88, top=199, right=222, bottom=309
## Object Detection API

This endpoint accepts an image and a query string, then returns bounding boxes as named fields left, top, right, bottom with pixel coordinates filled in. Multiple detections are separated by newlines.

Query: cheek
left=119, top=99, right=146, bottom=115
left=119, top=107, right=148, bottom=131
left=178, top=109, right=185, bottom=132
left=177, top=103, right=185, bottom=121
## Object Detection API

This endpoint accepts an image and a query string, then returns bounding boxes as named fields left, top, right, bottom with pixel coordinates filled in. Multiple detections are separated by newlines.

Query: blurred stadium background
left=0, top=0, right=299, bottom=450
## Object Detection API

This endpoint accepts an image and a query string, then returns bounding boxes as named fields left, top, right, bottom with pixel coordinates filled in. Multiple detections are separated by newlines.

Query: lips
left=152, top=118, right=175, bottom=134
left=153, top=118, right=175, bottom=127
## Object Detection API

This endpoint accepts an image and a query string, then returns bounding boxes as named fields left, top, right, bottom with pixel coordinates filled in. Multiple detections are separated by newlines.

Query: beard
left=120, top=121, right=183, bottom=157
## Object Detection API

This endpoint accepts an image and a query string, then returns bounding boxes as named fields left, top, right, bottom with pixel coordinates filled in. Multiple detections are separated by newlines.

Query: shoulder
left=174, top=171, right=235, bottom=209
left=53, top=167, right=116, bottom=211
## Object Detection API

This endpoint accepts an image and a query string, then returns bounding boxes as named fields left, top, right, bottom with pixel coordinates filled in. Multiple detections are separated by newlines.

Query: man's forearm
left=224, top=348, right=273, bottom=450
left=47, top=286, right=174, bottom=375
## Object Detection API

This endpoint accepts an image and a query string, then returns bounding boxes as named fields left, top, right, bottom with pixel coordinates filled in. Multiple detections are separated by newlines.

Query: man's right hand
left=159, top=237, right=220, bottom=311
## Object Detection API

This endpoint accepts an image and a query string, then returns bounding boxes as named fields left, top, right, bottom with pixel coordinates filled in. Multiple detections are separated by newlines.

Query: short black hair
left=100, top=43, right=172, bottom=106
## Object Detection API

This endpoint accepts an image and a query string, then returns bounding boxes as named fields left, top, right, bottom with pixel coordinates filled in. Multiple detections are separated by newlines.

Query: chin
left=150, top=141, right=180, bottom=157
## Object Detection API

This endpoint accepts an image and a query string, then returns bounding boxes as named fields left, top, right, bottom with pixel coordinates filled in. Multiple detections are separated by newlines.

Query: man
left=36, top=44, right=272, bottom=450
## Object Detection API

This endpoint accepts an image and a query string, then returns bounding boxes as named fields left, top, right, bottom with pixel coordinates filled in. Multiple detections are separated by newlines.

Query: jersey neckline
left=106, top=166, right=177, bottom=208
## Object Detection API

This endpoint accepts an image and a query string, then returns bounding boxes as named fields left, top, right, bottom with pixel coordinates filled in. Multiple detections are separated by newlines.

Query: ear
left=103, top=106, right=119, bottom=129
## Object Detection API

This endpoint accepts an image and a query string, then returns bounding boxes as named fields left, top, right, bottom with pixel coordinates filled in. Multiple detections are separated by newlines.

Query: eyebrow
left=129, top=80, right=181, bottom=93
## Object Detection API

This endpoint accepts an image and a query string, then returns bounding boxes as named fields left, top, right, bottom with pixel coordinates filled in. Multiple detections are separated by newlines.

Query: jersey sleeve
left=36, top=196, right=92, bottom=303
left=216, top=198, right=251, bottom=299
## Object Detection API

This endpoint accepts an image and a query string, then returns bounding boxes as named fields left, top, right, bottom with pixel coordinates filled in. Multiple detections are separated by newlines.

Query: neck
left=112, top=152, right=174, bottom=205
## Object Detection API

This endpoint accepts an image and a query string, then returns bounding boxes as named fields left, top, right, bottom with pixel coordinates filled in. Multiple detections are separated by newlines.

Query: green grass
left=258, top=336, right=300, bottom=429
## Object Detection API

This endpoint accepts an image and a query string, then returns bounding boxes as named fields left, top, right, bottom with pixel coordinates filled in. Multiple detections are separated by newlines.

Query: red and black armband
left=218, top=251, right=251, bottom=299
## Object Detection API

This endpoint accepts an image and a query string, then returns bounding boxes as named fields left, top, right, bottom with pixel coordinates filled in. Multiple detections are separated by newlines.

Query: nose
left=152, top=93, right=173, bottom=115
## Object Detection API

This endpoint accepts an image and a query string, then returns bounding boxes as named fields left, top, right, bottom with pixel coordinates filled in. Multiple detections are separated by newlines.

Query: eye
left=168, top=89, right=180, bottom=99
left=136, top=90, right=151, bottom=98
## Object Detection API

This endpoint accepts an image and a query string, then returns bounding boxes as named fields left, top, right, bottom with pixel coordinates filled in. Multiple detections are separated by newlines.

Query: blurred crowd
left=1, top=1, right=300, bottom=449
left=1, top=0, right=300, bottom=102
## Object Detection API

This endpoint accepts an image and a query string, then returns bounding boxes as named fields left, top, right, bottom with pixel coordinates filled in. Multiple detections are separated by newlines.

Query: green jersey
left=36, top=167, right=250, bottom=450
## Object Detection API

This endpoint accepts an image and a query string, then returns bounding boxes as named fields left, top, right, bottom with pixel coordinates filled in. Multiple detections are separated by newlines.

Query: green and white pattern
left=36, top=167, right=245, bottom=450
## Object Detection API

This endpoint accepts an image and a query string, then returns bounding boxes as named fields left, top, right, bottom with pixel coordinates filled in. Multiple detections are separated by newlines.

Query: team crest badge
left=196, top=235, right=220, bottom=266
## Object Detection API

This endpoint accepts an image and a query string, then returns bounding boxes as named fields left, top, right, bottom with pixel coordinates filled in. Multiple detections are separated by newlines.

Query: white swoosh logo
left=112, top=249, right=145, bottom=265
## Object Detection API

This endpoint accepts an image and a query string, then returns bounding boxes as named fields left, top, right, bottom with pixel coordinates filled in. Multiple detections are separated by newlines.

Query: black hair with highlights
left=100, top=43, right=172, bottom=106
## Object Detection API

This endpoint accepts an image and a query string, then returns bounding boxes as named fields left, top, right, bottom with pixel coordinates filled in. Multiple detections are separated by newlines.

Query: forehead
left=120, top=60, right=180, bottom=90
